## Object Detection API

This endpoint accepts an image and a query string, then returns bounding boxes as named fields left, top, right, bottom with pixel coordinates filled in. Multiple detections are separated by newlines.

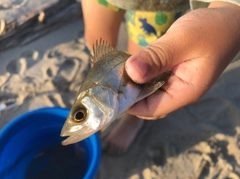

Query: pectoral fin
left=136, top=70, right=172, bottom=102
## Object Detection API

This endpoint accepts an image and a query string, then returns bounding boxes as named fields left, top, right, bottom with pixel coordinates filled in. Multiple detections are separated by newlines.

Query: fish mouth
left=61, top=135, right=81, bottom=146
left=60, top=130, right=70, bottom=137
left=60, top=125, right=93, bottom=146
left=60, top=126, right=79, bottom=137
left=60, top=124, right=72, bottom=137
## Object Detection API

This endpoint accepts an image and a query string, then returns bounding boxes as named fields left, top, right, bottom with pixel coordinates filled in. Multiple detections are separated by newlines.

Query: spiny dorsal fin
left=90, top=38, right=116, bottom=67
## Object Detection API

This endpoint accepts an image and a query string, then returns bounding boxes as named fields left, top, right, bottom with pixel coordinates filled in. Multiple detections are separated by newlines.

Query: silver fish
left=60, top=39, right=171, bottom=145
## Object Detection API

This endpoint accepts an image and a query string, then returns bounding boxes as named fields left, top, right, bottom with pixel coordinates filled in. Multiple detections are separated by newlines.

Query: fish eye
left=72, top=108, right=87, bottom=123
left=75, top=111, right=84, bottom=120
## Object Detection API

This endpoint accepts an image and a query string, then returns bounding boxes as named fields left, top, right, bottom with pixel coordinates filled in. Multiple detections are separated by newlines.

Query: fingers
left=127, top=65, right=206, bottom=118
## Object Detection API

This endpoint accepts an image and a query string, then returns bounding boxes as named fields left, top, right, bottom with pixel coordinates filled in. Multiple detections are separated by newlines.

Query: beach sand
left=1, top=1, right=240, bottom=178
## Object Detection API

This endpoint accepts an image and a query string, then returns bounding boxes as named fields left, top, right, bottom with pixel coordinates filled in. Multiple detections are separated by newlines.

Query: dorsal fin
left=90, top=38, right=116, bottom=67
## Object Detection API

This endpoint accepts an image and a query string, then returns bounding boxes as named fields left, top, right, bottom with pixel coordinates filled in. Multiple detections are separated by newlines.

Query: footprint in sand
left=6, top=50, right=39, bottom=75
left=52, top=58, right=81, bottom=91
left=45, top=40, right=91, bottom=92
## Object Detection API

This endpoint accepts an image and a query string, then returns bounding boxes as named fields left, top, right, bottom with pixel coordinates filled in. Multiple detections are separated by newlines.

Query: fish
left=60, top=39, right=171, bottom=146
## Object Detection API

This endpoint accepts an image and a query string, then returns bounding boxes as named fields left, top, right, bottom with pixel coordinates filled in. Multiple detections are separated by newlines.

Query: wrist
left=209, top=1, right=240, bottom=9
left=208, top=1, right=240, bottom=51
left=208, top=1, right=240, bottom=22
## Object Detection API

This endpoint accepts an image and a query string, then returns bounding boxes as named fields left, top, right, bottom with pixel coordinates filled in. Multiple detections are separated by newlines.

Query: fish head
left=61, top=87, right=119, bottom=145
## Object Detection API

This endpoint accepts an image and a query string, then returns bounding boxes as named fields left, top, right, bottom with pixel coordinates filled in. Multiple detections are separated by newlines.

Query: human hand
left=125, top=2, right=240, bottom=119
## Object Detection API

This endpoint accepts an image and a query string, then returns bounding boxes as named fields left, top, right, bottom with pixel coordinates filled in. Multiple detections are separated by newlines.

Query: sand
left=1, top=1, right=240, bottom=179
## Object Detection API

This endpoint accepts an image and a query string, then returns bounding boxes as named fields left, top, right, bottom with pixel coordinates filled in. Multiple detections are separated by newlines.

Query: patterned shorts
left=94, top=0, right=185, bottom=47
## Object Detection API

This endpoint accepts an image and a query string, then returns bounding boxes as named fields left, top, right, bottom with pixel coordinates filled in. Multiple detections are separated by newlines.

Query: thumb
left=124, top=11, right=200, bottom=84
left=125, top=37, right=180, bottom=84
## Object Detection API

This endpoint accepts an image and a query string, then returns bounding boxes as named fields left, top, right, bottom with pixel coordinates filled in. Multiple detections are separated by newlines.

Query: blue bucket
left=0, top=107, right=101, bottom=179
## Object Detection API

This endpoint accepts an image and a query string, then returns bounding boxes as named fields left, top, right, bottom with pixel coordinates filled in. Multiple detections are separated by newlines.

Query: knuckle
left=145, top=43, right=173, bottom=72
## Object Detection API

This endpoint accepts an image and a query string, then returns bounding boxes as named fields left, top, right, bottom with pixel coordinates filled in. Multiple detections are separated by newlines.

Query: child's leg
left=81, top=0, right=125, bottom=48
left=105, top=114, right=144, bottom=154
